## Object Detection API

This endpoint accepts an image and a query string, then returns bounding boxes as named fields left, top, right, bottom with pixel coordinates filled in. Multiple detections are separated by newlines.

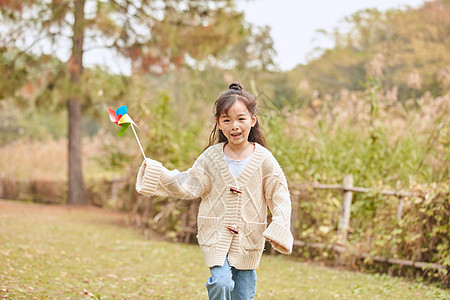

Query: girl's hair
left=208, top=82, right=268, bottom=148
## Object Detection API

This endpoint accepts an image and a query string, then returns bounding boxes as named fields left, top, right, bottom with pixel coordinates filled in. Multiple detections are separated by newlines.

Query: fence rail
left=292, top=175, right=445, bottom=272
left=312, top=183, right=424, bottom=198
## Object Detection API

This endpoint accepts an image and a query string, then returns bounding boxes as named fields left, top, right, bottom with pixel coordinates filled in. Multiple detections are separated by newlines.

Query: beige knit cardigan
left=136, top=142, right=293, bottom=270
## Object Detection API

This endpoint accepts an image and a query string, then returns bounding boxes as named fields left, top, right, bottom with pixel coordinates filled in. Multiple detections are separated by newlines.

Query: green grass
left=0, top=200, right=448, bottom=300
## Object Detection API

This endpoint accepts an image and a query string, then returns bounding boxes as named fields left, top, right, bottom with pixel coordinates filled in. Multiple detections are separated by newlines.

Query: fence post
left=337, top=174, right=353, bottom=244
left=396, top=196, right=404, bottom=221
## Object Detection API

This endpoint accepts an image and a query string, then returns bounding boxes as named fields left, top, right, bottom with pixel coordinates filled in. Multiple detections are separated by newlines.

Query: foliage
left=289, top=0, right=450, bottom=99
left=355, top=183, right=449, bottom=280
left=0, top=0, right=255, bottom=204
left=261, top=81, right=449, bottom=186
left=0, top=0, right=247, bottom=74
left=210, top=24, right=278, bottom=71
left=283, top=183, right=449, bottom=285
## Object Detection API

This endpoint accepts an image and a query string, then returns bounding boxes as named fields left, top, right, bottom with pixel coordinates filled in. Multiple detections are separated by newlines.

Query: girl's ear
left=251, top=115, right=257, bottom=127
left=216, top=118, right=222, bottom=130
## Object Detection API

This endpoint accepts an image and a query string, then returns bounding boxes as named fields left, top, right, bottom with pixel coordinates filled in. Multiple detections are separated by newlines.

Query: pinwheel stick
left=131, top=124, right=146, bottom=160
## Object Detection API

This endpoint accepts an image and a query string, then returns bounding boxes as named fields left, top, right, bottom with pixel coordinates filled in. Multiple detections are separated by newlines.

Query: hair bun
left=229, top=82, right=243, bottom=91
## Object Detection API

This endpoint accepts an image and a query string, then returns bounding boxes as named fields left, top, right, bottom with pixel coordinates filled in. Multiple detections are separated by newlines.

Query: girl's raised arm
left=136, top=154, right=211, bottom=200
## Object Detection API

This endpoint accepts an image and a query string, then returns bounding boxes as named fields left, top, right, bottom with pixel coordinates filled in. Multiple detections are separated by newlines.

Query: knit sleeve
left=262, top=159, right=294, bottom=254
left=135, top=154, right=210, bottom=200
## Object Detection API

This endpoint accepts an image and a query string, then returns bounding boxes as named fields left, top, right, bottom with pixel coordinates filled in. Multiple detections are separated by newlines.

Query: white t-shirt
left=223, top=152, right=253, bottom=178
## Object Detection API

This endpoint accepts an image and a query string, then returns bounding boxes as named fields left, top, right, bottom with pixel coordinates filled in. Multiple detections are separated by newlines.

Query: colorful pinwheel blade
left=117, top=113, right=134, bottom=125
left=117, top=123, right=131, bottom=136
left=116, top=105, right=127, bottom=118
left=109, top=108, right=119, bottom=123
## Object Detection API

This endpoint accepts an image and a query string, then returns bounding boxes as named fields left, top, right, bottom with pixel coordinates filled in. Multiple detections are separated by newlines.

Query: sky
left=234, top=0, right=425, bottom=70
left=83, top=0, right=426, bottom=74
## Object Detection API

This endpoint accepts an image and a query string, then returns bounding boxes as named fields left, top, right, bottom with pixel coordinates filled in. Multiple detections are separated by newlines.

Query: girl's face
left=216, top=100, right=257, bottom=148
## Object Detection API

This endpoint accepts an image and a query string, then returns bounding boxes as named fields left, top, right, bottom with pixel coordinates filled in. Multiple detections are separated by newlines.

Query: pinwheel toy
left=109, top=105, right=146, bottom=159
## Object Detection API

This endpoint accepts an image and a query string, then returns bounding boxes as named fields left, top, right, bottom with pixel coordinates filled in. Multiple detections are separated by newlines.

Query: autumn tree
left=209, top=24, right=277, bottom=71
left=0, top=0, right=245, bottom=205
left=289, top=0, right=450, bottom=98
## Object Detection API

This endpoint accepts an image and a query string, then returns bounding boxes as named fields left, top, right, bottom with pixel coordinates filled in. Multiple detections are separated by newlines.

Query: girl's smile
left=217, top=100, right=257, bottom=155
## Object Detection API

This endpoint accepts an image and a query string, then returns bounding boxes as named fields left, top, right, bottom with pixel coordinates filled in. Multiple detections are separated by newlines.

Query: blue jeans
left=206, top=257, right=257, bottom=300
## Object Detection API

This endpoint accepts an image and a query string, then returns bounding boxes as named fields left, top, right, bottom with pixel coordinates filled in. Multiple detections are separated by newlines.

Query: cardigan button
left=230, top=187, right=242, bottom=194
left=227, top=226, right=239, bottom=234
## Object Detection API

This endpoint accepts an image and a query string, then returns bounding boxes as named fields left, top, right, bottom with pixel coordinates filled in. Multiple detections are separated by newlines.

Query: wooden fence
left=292, top=175, right=445, bottom=273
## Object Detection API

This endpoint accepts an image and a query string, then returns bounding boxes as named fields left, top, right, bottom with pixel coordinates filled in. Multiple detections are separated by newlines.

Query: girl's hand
left=268, top=239, right=280, bottom=248
left=267, top=239, right=289, bottom=253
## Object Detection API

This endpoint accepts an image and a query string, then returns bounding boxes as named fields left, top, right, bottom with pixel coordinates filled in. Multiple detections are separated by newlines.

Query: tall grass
left=263, top=87, right=449, bottom=187
left=0, top=134, right=126, bottom=181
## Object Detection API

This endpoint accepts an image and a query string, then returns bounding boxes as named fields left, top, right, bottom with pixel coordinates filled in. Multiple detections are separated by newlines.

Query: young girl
left=136, top=82, right=293, bottom=299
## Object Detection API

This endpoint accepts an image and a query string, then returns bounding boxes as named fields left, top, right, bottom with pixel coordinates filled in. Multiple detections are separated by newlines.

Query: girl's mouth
left=231, top=132, right=241, bottom=138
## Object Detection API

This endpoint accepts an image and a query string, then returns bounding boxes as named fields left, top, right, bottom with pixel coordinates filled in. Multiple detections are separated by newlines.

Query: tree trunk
left=67, top=0, right=86, bottom=205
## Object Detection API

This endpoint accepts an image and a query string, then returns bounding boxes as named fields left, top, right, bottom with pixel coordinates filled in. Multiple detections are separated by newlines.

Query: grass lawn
left=0, top=199, right=448, bottom=300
